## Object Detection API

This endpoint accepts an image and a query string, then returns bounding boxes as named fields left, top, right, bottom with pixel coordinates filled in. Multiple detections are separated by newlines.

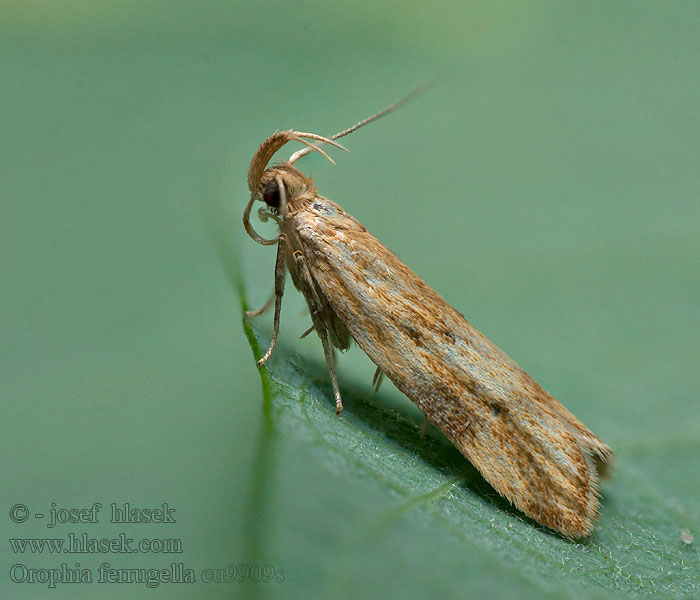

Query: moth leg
left=300, top=325, right=314, bottom=338
left=245, top=291, right=275, bottom=318
left=257, top=234, right=287, bottom=368
left=371, top=367, right=385, bottom=393
left=420, top=416, right=428, bottom=438
left=293, top=251, right=344, bottom=415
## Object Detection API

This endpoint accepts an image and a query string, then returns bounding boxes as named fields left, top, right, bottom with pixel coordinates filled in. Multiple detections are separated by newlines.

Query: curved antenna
left=288, top=81, right=431, bottom=164
left=244, top=130, right=348, bottom=245
left=247, top=130, right=348, bottom=195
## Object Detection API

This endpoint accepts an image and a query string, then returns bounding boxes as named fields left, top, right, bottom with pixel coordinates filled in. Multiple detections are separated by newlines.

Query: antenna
left=288, top=81, right=432, bottom=164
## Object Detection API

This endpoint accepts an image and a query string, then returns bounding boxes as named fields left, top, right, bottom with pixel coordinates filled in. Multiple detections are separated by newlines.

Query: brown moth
left=243, top=96, right=612, bottom=539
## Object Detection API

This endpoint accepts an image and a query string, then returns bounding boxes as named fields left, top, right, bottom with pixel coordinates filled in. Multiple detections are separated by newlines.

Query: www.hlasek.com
left=10, top=532, right=182, bottom=554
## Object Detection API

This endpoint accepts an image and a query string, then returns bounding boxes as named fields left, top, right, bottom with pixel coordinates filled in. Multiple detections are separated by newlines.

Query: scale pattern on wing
left=291, top=196, right=612, bottom=538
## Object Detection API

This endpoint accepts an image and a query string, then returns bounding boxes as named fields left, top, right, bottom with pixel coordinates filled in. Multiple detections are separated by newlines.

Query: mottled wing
left=291, top=196, right=612, bottom=538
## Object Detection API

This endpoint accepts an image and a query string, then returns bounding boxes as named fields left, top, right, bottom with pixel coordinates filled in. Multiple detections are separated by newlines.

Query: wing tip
left=556, top=435, right=613, bottom=540
left=505, top=431, right=614, bottom=540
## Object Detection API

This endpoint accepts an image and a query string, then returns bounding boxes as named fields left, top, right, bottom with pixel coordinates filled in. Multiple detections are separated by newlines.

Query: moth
left=243, top=95, right=612, bottom=539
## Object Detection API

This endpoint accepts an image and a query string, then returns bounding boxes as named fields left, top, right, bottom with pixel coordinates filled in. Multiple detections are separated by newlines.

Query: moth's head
left=243, top=130, right=346, bottom=245
left=258, top=164, right=313, bottom=213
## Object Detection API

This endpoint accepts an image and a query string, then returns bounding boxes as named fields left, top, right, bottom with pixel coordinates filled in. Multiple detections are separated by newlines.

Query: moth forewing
left=243, top=108, right=612, bottom=539
left=290, top=195, right=611, bottom=538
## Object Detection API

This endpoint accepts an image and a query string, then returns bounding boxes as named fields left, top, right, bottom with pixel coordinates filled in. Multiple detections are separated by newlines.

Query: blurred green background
left=2, top=1, right=698, bottom=599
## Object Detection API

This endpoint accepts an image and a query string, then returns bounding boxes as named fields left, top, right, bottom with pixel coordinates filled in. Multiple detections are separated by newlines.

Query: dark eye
left=262, top=182, right=280, bottom=208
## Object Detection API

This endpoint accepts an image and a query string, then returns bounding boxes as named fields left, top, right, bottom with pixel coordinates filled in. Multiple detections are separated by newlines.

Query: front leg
left=293, top=251, right=344, bottom=415
left=257, top=233, right=287, bottom=367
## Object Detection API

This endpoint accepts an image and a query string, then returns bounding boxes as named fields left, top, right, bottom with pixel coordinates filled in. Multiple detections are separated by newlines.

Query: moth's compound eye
left=262, top=182, right=280, bottom=208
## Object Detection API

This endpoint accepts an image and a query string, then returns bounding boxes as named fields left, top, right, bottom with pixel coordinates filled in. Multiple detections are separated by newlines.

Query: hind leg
left=293, top=251, right=343, bottom=415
